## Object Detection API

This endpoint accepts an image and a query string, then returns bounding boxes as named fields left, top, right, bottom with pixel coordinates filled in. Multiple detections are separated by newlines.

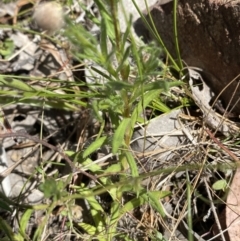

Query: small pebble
left=32, top=1, right=64, bottom=35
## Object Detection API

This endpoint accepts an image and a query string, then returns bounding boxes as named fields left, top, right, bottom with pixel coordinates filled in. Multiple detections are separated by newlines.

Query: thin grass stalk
left=173, top=0, right=183, bottom=70
left=109, top=0, right=121, bottom=56
left=186, top=170, right=194, bottom=241
left=131, top=0, right=180, bottom=71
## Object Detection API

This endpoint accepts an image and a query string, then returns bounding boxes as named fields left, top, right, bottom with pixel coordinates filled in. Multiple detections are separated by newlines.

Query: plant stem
left=173, top=0, right=183, bottom=70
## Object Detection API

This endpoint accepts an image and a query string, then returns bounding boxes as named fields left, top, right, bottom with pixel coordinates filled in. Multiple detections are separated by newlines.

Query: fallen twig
left=0, top=131, right=96, bottom=181
left=205, top=128, right=239, bottom=162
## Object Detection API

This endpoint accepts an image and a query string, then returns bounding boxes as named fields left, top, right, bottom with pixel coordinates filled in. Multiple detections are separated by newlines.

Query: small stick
left=203, top=177, right=226, bottom=241
left=205, top=128, right=239, bottom=162
left=0, top=131, right=96, bottom=181
left=0, top=107, right=18, bottom=144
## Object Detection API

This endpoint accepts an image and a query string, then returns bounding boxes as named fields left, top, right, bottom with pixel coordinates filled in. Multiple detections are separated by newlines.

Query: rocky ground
left=0, top=1, right=240, bottom=241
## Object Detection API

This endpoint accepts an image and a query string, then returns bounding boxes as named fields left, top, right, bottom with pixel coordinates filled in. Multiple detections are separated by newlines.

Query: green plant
left=0, top=0, right=188, bottom=240
left=0, top=39, right=14, bottom=59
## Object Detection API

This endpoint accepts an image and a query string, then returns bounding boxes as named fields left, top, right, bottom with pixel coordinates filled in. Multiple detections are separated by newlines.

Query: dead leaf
left=14, top=0, right=36, bottom=25
left=39, top=40, right=74, bottom=81
left=188, top=67, right=240, bottom=136
left=213, top=168, right=240, bottom=241
left=225, top=168, right=240, bottom=241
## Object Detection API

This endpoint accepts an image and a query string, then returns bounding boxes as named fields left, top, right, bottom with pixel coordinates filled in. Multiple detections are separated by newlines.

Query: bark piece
left=134, top=0, right=240, bottom=115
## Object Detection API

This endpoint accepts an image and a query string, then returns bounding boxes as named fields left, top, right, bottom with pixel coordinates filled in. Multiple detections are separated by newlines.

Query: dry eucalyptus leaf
left=225, top=168, right=240, bottom=241
left=188, top=67, right=239, bottom=136
left=213, top=168, right=240, bottom=241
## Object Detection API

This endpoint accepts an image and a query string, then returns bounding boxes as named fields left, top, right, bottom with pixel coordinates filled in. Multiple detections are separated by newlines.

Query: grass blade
left=112, top=117, right=131, bottom=154
left=83, top=136, right=107, bottom=158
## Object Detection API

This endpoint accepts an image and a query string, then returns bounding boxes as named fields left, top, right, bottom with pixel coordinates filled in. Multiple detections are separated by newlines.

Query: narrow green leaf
left=116, top=46, right=131, bottom=74
left=100, top=17, right=108, bottom=58
left=0, top=95, right=79, bottom=111
left=105, top=163, right=122, bottom=173
left=102, top=14, right=115, bottom=41
left=78, top=222, right=97, bottom=235
left=87, top=199, right=105, bottom=231
left=0, top=77, right=35, bottom=92
left=112, top=118, right=131, bottom=154
left=125, top=151, right=139, bottom=177
left=106, top=80, right=133, bottom=91
left=88, top=202, right=105, bottom=232
left=130, top=90, right=161, bottom=137
left=147, top=191, right=171, bottom=217
left=119, top=61, right=130, bottom=80
left=121, top=14, right=132, bottom=49
left=88, top=196, right=105, bottom=213
left=121, top=195, right=146, bottom=214
left=143, top=80, right=183, bottom=92
left=20, top=209, right=33, bottom=236
left=81, top=157, right=101, bottom=172
left=108, top=202, right=121, bottom=240
left=83, top=136, right=107, bottom=158
left=79, top=187, right=106, bottom=234
left=118, top=177, right=142, bottom=198
left=173, top=0, right=183, bottom=70
left=79, top=157, right=109, bottom=185
left=0, top=217, right=15, bottom=240
left=128, top=26, right=143, bottom=79
left=0, top=199, right=12, bottom=212
left=150, top=99, right=170, bottom=113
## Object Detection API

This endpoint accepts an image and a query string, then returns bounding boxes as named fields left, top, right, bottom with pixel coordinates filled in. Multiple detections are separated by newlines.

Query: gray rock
left=118, top=0, right=158, bottom=34
left=8, top=173, right=44, bottom=203
left=131, top=109, right=184, bottom=164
